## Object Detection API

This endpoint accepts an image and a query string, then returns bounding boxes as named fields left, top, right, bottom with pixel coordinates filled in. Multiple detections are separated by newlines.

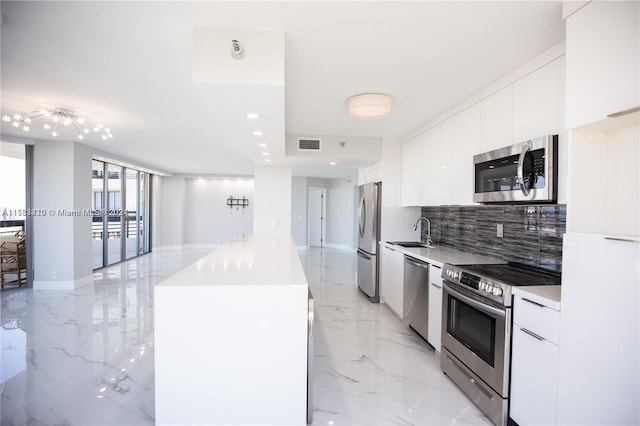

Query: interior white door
left=308, top=188, right=325, bottom=247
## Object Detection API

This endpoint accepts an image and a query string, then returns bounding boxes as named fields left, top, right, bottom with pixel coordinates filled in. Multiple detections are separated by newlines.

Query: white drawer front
left=429, top=264, right=443, bottom=286
left=514, top=295, right=561, bottom=345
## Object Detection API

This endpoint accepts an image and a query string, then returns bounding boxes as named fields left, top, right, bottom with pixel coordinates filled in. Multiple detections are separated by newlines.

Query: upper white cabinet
left=401, top=135, right=424, bottom=206
left=565, top=1, right=640, bottom=128
left=402, top=48, right=565, bottom=207
left=422, top=122, right=451, bottom=206
left=513, top=59, right=561, bottom=142
left=446, top=105, right=481, bottom=205
left=480, top=85, right=513, bottom=152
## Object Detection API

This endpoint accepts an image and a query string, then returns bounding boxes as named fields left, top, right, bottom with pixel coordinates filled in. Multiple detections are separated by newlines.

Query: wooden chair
left=1, top=237, right=27, bottom=288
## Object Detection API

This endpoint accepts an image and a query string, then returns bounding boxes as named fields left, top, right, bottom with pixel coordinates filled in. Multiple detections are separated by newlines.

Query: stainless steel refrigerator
left=356, top=182, right=381, bottom=302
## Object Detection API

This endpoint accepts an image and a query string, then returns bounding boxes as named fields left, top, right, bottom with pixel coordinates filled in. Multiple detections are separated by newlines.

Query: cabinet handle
left=430, top=283, right=442, bottom=289
left=605, top=237, right=640, bottom=243
left=607, top=106, right=640, bottom=118
left=521, top=298, right=544, bottom=308
left=520, top=327, right=544, bottom=341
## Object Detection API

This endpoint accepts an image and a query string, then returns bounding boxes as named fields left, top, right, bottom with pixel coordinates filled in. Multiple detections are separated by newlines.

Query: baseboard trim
left=33, top=273, right=94, bottom=290
left=323, top=243, right=356, bottom=252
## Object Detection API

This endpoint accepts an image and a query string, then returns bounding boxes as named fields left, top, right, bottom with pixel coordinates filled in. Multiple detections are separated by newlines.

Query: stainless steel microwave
left=473, top=135, right=558, bottom=203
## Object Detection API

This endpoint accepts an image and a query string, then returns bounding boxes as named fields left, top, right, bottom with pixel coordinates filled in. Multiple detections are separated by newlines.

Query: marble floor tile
left=1, top=246, right=490, bottom=425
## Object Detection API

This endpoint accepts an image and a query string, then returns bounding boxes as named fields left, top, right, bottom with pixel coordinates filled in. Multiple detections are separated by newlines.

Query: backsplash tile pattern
left=420, top=205, right=566, bottom=272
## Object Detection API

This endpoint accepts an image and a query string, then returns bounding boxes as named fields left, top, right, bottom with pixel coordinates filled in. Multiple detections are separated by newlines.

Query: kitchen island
left=154, top=234, right=310, bottom=425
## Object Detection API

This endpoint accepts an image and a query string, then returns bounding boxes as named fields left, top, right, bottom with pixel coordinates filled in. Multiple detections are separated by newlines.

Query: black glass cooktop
left=456, top=263, right=561, bottom=287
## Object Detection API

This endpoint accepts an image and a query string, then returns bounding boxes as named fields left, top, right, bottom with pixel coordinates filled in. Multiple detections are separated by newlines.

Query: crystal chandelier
left=2, top=108, right=113, bottom=141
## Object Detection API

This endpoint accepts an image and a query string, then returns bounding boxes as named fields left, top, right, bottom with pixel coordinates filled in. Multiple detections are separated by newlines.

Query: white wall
left=183, top=178, right=254, bottom=244
left=151, top=174, right=163, bottom=249
left=253, top=166, right=291, bottom=234
left=380, top=138, right=420, bottom=242
left=290, top=176, right=307, bottom=246
left=72, top=143, right=92, bottom=279
left=325, top=176, right=358, bottom=250
left=159, top=176, right=186, bottom=247
left=32, top=140, right=92, bottom=288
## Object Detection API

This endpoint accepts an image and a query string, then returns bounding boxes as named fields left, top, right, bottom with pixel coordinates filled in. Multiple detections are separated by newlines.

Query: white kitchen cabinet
left=565, top=0, right=639, bottom=128
left=401, top=136, right=424, bottom=206
left=420, top=105, right=480, bottom=206
left=510, top=294, right=560, bottom=426
left=567, top=123, right=639, bottom=236
left=379, top=244, right=405, bottom=317
left=446, top=105, right=481, bottom=205
left=426, top=263, right=443, bottom=352
left=513, top=58, right=560, bottom=142
left=480, top=85, right=513, bottom=152
left=422, top=124, right=450, bottom=206
left=556, top=233, right=640, bottom=425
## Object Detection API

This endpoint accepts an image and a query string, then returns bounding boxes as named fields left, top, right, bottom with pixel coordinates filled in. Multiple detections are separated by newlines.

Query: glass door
left=106, top=164, right=123, bottom=266
left=91, top=160, right=105, bottom=269
left=92, top=160, right=151, bottom=270
left=125, top=169, right=139, bottom=260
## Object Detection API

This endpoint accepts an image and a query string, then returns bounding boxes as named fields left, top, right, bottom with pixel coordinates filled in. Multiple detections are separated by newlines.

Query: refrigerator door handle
left=358, top=197, right=366, bottom=238
left=357, top=250, right=370, bottom=260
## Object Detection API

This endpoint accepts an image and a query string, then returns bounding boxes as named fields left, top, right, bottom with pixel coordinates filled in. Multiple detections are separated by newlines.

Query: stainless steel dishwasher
left=403, top=255, right=430, bottom=341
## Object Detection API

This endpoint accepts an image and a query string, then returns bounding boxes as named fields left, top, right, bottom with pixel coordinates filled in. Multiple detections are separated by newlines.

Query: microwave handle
left=517, top=141, right=532, bottom=196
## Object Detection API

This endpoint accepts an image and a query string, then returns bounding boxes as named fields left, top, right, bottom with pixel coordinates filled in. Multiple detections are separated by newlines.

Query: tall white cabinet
left=556, top=2, right=640, bottom=424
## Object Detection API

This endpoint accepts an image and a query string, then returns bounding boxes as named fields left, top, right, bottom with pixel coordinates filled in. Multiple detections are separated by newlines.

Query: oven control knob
left=493, top=287, right=503, bottom=296
left=486, top=285, right=493, bottom=293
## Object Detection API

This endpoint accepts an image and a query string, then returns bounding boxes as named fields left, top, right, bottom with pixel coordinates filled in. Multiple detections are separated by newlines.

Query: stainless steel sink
left=388, top=241, right=435, bottom=249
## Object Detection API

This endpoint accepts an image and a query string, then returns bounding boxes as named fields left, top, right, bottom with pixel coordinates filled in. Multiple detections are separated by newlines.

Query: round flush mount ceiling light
left=346, top=93, right=395, bottom=119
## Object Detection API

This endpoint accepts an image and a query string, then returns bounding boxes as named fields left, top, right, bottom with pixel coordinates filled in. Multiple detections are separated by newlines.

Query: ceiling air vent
left=297, top=138, right=321, bottom=152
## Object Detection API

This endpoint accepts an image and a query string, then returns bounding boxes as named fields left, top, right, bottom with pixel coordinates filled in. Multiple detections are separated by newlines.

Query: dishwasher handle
left=404, top=257, right=429, bottom=269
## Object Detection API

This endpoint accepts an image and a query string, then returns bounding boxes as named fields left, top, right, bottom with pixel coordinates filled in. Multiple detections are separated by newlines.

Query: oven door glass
left=447, top=293, right=496, bottom=367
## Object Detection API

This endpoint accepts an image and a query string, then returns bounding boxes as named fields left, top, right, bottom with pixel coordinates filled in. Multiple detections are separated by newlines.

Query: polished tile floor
left=1, top=246, right=490, bottom=425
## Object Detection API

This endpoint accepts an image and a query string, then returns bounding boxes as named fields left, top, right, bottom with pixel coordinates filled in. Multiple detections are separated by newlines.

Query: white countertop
left=157, top=234, right=308, bottom=287
left=380, top=241, right=504, bottom=267
left=512, top=285, right=561, bottom=311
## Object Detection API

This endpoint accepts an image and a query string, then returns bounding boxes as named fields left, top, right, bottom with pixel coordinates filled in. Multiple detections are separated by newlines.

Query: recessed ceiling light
left=329, top=162, right=336, bottom=166
left=264, top=158, right=271, bottom=162
left=246, top=113, right=260, bottom=119
left=253, top=131, right=263, bottom=136
left=258, top=143, right=267, bottom=148
left=262, top=152, right=270, bottom=156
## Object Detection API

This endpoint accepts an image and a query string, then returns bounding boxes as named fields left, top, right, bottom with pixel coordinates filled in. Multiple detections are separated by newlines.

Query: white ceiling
left=0, top=1, right=565, bottom=179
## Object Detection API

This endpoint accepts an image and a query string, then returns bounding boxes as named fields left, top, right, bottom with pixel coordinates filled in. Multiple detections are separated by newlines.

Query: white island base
left=154, top=235, right=310, bottom=425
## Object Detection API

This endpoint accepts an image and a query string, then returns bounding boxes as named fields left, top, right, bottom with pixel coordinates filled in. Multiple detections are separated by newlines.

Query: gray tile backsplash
left=420, top=205, right=566, bottom=272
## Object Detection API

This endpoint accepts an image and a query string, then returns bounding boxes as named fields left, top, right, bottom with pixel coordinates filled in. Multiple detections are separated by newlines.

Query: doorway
left=308, top=187, right=326, bottom=247
left=0, top=141, right=32, bottom=289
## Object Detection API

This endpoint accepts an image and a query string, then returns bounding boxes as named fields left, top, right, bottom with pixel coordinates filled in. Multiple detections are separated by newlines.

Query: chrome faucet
left=413, top=216, right=433, bottom=247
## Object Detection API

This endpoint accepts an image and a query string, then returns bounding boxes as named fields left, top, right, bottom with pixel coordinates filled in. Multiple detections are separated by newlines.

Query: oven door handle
left=444, top=282, right=506, bottom=318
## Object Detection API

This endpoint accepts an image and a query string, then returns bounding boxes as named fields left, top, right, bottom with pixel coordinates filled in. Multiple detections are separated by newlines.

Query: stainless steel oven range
left=440, top=262, right=561, bottom=426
